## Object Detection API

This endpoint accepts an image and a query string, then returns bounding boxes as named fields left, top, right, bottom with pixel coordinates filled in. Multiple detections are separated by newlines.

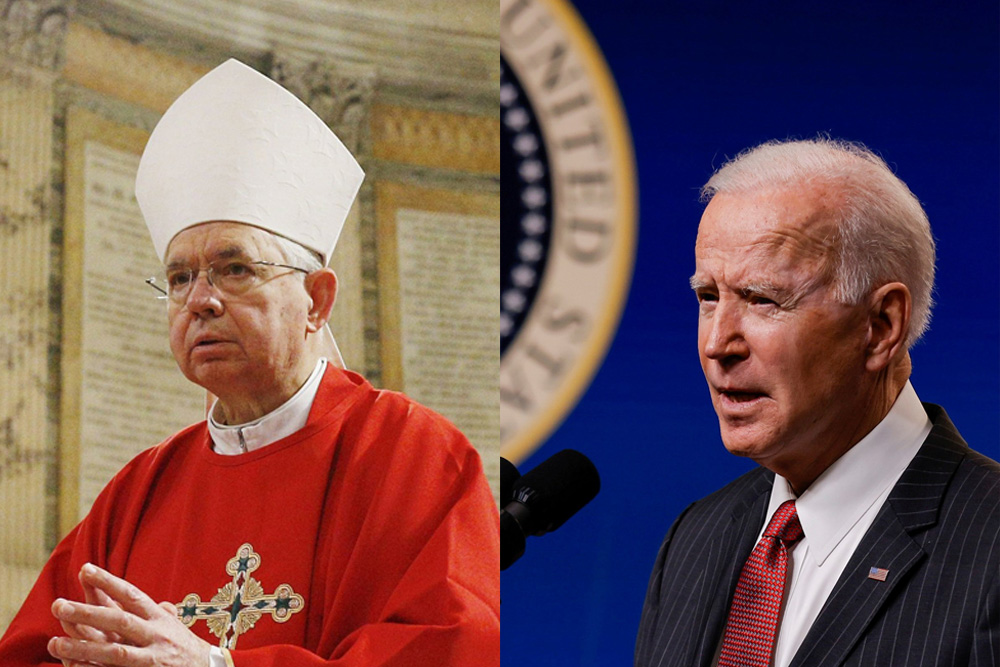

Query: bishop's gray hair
left=701, top=137, right=936, bottom=348
left=271, top=233, right=324, bottom=274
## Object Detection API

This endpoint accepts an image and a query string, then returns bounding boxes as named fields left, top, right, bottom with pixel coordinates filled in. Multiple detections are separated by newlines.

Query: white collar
left=208, top=358, right=327, bottom=455
left=766, top=381, right=932, bottom=565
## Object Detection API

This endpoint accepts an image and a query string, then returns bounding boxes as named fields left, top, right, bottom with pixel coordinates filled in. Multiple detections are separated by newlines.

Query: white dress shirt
left=764, top=381, right=932, bottom=667
left=208, top=358, right=327, bottom=455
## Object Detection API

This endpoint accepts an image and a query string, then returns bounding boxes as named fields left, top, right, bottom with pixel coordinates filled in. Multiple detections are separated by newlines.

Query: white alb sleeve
left=209, top=645, right=230, bottom=667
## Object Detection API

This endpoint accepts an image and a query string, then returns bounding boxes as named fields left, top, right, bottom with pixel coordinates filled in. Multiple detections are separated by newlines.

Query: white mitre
left=134, top=58, right=364, bottom=266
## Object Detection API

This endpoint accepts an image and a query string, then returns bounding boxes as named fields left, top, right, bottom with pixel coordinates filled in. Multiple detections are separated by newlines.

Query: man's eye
left=749, top=295, right=778, bottom=307
left=219, top=262, right=254, bottom=278
left=167, top=272, right=191, bottom=288
left=696, top=291, right=718, bottom=303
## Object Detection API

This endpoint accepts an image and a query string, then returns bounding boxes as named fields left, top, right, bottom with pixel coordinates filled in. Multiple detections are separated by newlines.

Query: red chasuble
left=0, top=367, right=500, bottom=665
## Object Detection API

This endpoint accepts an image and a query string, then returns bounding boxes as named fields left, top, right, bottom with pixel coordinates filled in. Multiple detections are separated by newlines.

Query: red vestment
left=0, top=367, right=500, bottom=665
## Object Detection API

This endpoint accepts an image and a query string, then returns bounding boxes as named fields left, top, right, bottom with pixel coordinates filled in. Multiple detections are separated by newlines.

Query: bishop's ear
left=304, top=268, right=338, bottom=333
left=865, top=281, right=911, bottom=372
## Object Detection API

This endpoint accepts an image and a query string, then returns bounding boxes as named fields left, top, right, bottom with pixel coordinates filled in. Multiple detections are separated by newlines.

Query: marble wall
left=0, top=0, right=70, bottom=629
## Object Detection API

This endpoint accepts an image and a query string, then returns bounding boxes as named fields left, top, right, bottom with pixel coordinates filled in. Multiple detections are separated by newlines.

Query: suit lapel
left=789, top=405, right=968, bottom=667
left=695, top=474, right=772, bottom=666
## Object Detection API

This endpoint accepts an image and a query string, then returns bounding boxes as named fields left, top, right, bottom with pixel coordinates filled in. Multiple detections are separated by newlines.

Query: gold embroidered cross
left=175, top=543, right=304, bottom=649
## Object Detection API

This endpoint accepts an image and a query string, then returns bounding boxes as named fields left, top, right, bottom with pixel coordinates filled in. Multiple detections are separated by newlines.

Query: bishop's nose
left=182, top=272, right=224, bottom=317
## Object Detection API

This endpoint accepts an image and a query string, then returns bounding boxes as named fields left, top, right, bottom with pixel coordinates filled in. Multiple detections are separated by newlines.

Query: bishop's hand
left=48, top=563, right=212, bottom=667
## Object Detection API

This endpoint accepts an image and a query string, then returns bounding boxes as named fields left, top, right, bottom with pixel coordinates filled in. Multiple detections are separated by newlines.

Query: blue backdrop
left=500, top=1, right=1000, bottom=664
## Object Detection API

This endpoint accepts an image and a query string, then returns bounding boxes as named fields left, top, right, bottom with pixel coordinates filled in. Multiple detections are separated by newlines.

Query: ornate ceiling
left=76, top=0, right=498, bottom=104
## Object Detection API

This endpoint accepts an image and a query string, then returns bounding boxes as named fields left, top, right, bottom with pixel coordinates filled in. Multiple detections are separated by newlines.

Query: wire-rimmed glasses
left=145, top=259, right=309, bottom=302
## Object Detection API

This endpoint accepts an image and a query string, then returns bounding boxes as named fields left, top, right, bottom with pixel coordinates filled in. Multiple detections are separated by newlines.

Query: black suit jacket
left=635, top=404, right=1000, bottom=667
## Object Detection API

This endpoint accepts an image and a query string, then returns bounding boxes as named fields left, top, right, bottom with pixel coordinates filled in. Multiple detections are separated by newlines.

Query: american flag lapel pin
left=868, top=567, right=889, bottom=582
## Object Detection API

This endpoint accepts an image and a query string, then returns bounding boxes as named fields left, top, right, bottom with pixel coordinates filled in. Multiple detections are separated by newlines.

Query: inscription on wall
left=395, top=209, right=499, bottom=498
left=77, top=141, right=203, bottom=515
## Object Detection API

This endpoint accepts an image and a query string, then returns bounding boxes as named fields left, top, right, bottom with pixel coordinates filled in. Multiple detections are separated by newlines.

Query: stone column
left=0, top=0, right=74, bottom=628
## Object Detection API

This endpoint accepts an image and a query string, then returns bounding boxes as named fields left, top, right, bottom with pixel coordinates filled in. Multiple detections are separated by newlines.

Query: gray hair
left=270, top=233, right=324, bottom=273
left=701, top=137, right=936, bottom=347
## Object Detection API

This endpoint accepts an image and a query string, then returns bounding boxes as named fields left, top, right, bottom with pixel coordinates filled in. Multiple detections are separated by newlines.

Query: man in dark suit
left=635, top=138, right=1000, bottom=667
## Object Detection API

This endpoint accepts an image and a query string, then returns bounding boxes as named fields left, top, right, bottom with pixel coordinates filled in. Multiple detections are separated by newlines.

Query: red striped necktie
left=718, top=500, right=803, bottom=667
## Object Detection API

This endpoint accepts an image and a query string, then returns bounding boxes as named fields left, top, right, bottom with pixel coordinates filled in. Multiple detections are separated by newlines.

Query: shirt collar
left=767, top=381, right=932, bottom=565
left=208, top=358, right=327, bottom=455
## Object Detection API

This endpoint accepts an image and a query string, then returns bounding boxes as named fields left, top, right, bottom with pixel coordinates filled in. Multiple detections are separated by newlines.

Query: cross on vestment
left=175, top=543, right=305, bottom=649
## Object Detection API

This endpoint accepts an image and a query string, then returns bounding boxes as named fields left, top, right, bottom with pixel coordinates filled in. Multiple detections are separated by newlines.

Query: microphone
left=501, top=449, right=600, bottom=570
left=500, top=457, right=521, bottom=506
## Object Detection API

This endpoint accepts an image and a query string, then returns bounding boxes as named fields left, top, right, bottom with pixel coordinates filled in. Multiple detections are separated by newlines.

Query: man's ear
left=865, top=281, right=911, bottom=372
left=304, top=268, right=338, bottom=333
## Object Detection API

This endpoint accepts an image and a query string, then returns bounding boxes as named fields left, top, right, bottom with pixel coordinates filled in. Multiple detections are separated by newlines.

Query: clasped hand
left=48, top=563, right=212, bottom=667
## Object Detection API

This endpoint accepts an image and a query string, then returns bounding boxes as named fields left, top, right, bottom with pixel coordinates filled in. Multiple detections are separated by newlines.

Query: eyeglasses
left=145, top=259, right=310, bottom=302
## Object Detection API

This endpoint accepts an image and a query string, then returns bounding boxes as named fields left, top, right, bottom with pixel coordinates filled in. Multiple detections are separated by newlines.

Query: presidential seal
left=500, top=0, right=636, bottom=463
